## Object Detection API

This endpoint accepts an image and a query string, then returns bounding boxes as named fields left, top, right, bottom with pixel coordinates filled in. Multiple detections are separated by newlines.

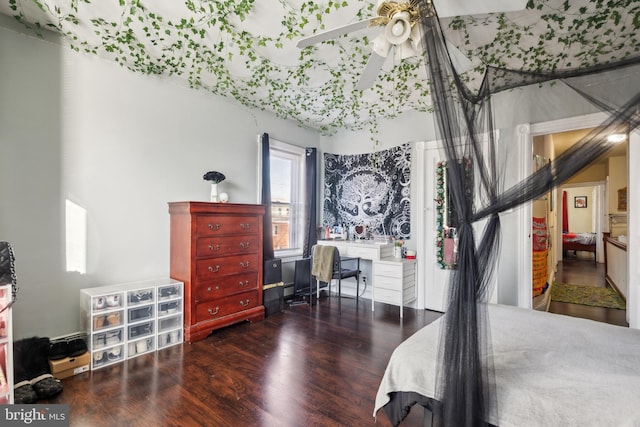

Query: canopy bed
left=374, top=304, right=640, bottom=426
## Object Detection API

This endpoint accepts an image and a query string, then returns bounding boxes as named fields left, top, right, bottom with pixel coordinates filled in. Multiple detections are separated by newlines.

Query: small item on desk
left=325, top=226, right=330, bottom=240
left=393, top=239, right=404, bottom=258
left=406, top=250, right=416, bottom=259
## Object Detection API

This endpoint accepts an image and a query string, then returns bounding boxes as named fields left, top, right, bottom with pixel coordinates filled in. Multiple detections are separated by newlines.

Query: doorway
left=518, top=113, right=637, bottom=328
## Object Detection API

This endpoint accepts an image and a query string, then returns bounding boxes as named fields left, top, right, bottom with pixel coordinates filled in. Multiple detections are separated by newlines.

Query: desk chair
left=310, top=245, right=360, bottom=312
left=289, top=257, right=325, bottom=306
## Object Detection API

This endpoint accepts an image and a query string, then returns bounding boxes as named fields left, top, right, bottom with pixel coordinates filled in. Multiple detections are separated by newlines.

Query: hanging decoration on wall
left=323, top=143, right=411, bottom=240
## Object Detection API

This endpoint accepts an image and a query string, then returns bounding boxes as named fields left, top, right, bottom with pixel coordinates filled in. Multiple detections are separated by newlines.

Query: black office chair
left=310, top=245, right=360, bottom=312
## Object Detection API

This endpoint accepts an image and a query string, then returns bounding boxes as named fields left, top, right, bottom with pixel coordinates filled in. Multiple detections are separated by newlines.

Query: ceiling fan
left=296, top=0, right=527, bottom=90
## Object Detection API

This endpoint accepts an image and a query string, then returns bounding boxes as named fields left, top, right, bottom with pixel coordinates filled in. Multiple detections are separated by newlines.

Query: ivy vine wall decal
left=2, top=0, right=639, bottom=137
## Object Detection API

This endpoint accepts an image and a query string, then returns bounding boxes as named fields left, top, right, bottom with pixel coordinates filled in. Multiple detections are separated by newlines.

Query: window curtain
left=303, top=148, right=317, bottom=258
left=260, top=133, right=275, bottom=261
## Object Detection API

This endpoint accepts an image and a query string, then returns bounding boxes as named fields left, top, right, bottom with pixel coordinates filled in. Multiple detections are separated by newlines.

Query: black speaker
left=264, top=258, right=282, bottom=285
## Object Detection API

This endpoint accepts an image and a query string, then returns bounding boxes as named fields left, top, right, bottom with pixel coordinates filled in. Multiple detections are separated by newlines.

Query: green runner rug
left=551, top=282, right=626, bottom=310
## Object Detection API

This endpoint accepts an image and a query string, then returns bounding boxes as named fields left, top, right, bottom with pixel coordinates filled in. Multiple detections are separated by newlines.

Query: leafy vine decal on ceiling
left=3, top=0, right=639, bottom=135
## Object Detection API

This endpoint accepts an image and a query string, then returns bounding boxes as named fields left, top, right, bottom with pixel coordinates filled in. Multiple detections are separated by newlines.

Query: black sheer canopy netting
left=413, top=0, right=640, bottom=426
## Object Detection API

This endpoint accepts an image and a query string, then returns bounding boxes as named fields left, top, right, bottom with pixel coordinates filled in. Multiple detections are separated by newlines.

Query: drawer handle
left=208, top=223, right=221, bottom=230
left=239, top=299, right=250, bottom=307
left=208, top=307, right=220, bottom=316
left=208, top=244, right=220, bottom=251
left=239, top=280, right=249, bottom=287
left=208, top=265, right=221, bottom=273
left=240, top=261, right=250, bottom=268
left=239, top=242, right=251, bottom=249
left=240, top=223, right=251, bottom=229
left=206, top=285, right=220, bottom=292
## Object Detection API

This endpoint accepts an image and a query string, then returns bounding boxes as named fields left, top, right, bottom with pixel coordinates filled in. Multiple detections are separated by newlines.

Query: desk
left=316, top=239, right=393, bottom=261
left=373, top=258, right=416, bottom=318
left=316, top=240, right=416, bottom=317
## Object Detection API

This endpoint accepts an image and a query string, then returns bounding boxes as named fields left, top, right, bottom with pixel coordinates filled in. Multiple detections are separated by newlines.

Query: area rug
left=551, top=282, right=626, bottom=310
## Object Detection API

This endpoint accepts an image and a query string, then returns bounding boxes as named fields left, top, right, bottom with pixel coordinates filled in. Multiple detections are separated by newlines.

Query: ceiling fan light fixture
left=385, top=11, right=412, bottom=45
left=607, top=133, right=627, bottom=143
left=372, top=34, right=392, bottom=58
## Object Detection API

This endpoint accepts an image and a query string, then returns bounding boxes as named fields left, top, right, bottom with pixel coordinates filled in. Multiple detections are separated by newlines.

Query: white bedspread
left=374, top=304, right=640, bottom=426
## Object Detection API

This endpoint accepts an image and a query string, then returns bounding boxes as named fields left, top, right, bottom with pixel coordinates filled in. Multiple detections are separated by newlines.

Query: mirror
left=352, top=225, right=367, bottom=240
left=435, top=159, right=472, bottom=269
left=435, top=161, right=457, bottom=269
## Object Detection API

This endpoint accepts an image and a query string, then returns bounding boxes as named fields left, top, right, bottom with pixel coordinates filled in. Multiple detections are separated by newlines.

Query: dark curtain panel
left=303, top=148, right=317, bottom=258
left=261, top=133, right=275, bottom=261
left=562, top=191, right=569, bottom=233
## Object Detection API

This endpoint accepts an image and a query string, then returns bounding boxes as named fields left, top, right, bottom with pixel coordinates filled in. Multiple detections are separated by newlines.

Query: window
left=263, top=138, right=306, bottom=256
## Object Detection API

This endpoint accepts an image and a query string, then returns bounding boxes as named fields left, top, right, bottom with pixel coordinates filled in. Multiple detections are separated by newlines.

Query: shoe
left=106, top=330, right=121, bottom=346
left=93, top=351, right=106, bottom=365
left=93, top=297, right=105, bottom=310
left=31, top=374, right=63, bottom=399
left=106, top=294, right=120, bottom=307
left=159, top=287, right=177, bottom=299
left=14, top=381, right=38, bottom=404
left=106, top=312, right=121, bottom=326
left=108, top=347, right=121, bottom=361
left=139, top=291, right=152, bottom=302
left=48, top=341, right=69, bottom=360
left=94, top=315, right=107, bottom=330
left=94, top=333, right=107, bottom=348
left=67, top=338, right=87, bottom=357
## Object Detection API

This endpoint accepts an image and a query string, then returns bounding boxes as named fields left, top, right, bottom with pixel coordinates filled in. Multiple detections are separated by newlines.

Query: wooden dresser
left=168, top=202, right=266, bottom=343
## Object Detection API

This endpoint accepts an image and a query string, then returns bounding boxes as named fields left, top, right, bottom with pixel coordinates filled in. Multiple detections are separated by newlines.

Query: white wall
left=322, top=82, right=602, bottom=309
left=565, top=186, right=596, bottom=232
left=0, top=19, right=319, bottom=339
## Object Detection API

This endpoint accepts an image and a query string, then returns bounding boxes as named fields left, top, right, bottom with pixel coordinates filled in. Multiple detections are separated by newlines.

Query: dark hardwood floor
left=42, top=258, right=625, bottom=426
left=549, top=253, right=628, bottom=327
left=42, top=296, right=442, bottom=427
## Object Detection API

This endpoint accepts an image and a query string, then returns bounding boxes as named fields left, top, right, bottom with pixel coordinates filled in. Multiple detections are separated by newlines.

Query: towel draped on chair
left=311, top=245, right=334, bottom=284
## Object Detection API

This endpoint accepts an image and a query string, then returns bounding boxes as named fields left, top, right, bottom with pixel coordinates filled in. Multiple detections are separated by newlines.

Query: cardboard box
left=49, top=352, right=90, bottom=379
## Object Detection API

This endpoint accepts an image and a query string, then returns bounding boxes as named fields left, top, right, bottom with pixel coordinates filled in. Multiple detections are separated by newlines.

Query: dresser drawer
left=195, top=290, right=259, bottom=322
left=196, top=254, right=260, bottom=280
left=196, top=235, right=259, bottom=257
left=195, top=273, right=259, bottom=301
left=196, top=215, right=260, bottom=237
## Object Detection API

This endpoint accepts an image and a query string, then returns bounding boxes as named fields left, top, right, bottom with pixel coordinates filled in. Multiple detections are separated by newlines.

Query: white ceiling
left=1, top=0, right=638, bottom=134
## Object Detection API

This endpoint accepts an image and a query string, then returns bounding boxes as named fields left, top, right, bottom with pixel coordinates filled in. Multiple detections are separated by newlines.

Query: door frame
left=518, top=112, right=638, bottom=329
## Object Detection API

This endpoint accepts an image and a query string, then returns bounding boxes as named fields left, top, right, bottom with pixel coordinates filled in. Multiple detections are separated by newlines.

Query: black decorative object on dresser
left=168, top=202, right=266, bottom=343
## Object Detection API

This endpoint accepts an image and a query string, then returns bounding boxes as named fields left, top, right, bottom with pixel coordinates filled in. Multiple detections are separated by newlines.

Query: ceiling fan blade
left=356, top=51, right=388, bottom=91
left=296, top=19, right=375, bottom=49
left=433, top=0, right=527, bottom=17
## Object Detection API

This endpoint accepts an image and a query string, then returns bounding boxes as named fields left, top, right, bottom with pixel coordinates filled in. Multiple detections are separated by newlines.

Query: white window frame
left=257, top=136, right=306, bottom=258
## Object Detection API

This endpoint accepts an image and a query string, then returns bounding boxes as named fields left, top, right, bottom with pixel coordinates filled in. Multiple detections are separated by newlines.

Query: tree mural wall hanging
left=323, top=143, right=411, bottom=240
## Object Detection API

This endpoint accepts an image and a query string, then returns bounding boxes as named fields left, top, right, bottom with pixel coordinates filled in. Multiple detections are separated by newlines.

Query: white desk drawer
left=374, top=274, right=401, bottom=291
left=375, top=287, right=401, bottom=304
left=375, top=263, right=403, bottom=278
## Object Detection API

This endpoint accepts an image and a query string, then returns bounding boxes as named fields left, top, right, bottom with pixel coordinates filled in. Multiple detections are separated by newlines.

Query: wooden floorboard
left=42, top=296, right=441, bottom=427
